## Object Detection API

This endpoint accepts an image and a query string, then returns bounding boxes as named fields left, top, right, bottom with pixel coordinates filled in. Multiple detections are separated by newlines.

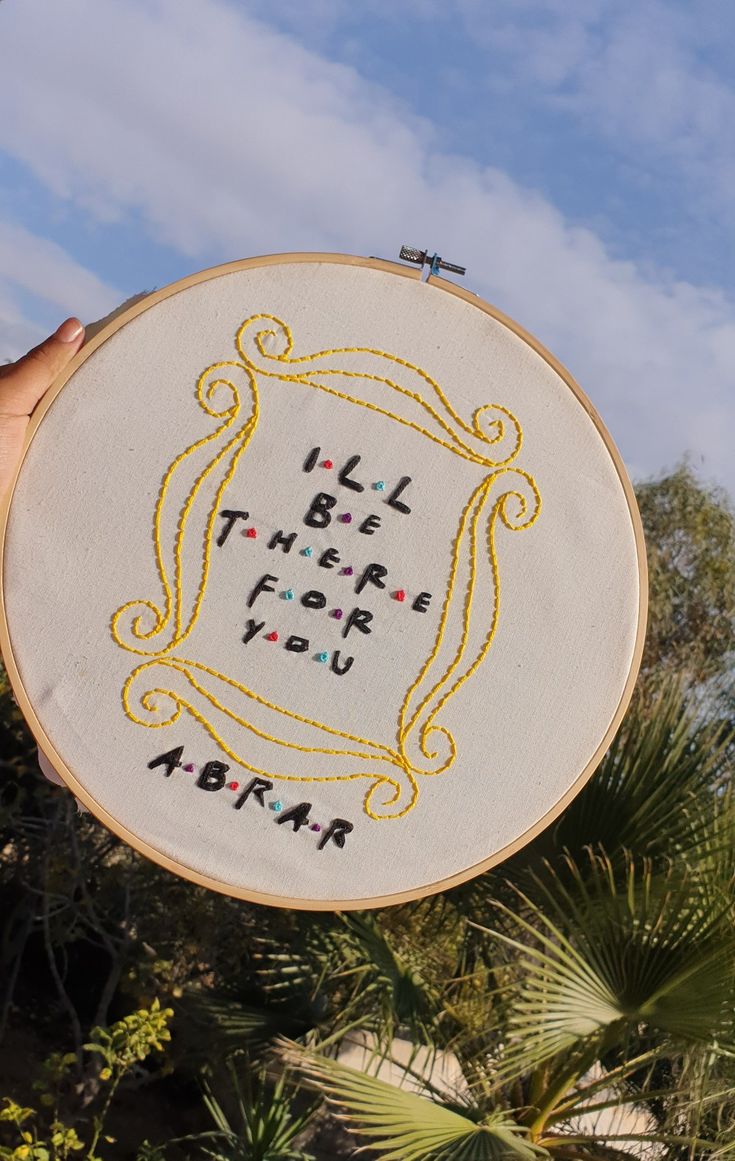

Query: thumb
left=0, top=317, right=85, bottom=417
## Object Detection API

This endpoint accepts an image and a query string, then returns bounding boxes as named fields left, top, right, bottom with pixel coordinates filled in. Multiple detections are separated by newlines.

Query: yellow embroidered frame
left=111, top=310, right=541, bottom=821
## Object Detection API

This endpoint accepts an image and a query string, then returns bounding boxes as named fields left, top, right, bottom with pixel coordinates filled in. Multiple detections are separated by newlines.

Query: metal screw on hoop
left=398, top=246, right=467, bottom=278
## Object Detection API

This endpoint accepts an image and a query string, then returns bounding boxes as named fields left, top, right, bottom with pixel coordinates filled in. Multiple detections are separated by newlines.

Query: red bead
left=228, top=781, right=240, bottom=791
left=323, top=459, right=333, bottom=469
left=246, top=527, right=257, bottom=538
left=266, top=631, right=279, bottom=641
left=395, top=590, right=406, bottom=602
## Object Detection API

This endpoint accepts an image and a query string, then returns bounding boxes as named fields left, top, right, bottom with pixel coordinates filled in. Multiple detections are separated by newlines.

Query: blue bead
left=272, top=801, right=283, bottom=812
left=317, top=651, right=328, bottom=663
left=302, top=546, right=313, bottom=557
left=284, top=589, right=294, bottom=600
left=374, top=481, right=385, bottom=491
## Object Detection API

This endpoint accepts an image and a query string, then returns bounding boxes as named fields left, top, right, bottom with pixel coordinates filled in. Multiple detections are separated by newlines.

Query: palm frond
left=254, top=911, right=446, bottom=1053
left=200, top=1059, right=318, bottom=1160
left=475, top=853, right=735, bottom=1082
left=282, top=1041, right=548, bottom=1161
left=173, top=992, right=311, bottom=1067
left=551, top=680, right=733, bottom=863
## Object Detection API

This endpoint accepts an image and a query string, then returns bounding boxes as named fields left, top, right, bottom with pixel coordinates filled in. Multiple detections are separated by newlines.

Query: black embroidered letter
left=331, top=651, right=354, bottom=676
left=318, top=818, right=354, bottom=850
left=286, top=635, right=309, bottom=653
left=356, top=563, right=387, bottom=595
left=235, top=776, right=273, bottom=808
left=301, top=590, right=327, bottom=610
left=343, top=608, right=373, bottom=638
left=148, top=746, right=184, bottom=777
left=276, top=801, right=312, bottom=831
left=359, top=514, right=381, bottom=535
left=268, top=530, right=297, bottom=554
left=304, top=492, right=337, bottom=529
left=217, top=509, right=249, bottom=546
left=303, top=447, right=320, bottom=472
left=242, top=618, right=265, bottom=644
left=318, top=547, right=340, bottom=569
left=247, top=574, right=278, bottom=609
left=386, top=476, right=412, bottom=514
left=338, top=455, right=365, bottom=492
left=412, top=592, right=432, bottom=613
left=197, top=761, right=229, bottom=791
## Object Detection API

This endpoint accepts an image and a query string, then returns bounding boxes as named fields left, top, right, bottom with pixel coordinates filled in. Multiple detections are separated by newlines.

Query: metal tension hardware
left=398, top=246, right=467, bottom=278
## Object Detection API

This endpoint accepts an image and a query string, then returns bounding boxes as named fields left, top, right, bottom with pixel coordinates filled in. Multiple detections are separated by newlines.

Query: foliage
left=2, top=463, right=735, bottom=1157
left=0, top=1003, right=173, bottom=1161
left=196, top=1060, right=317, bottom=1160
left=250, top=908, right=454, bottom=1052
left=282, top=847, right=735, bottom=1156
left=636, top=462, right=735, bottom=685
left=284, top=1044, right=545, bottom=1161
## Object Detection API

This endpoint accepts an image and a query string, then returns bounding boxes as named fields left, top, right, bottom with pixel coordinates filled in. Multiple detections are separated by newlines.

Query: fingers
left=0, top=317, right=85, bottom=501
left=0, top=317, right=85, bottom=417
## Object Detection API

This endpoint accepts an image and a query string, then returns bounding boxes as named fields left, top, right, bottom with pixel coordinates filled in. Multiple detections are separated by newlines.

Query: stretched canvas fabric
left=1, top=258, right=644, bottom=906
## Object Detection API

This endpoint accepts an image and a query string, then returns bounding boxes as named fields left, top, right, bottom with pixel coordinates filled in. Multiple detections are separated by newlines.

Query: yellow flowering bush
left=0, top=1004, right=173, bottom=1161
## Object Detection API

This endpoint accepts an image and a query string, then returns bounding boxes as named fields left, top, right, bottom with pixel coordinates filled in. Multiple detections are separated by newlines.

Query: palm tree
left=268, top=683, right=735, bottom=1158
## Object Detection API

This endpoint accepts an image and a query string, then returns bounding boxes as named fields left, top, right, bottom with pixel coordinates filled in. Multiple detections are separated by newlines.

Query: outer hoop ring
left=0, top=252, right=647, bottom=911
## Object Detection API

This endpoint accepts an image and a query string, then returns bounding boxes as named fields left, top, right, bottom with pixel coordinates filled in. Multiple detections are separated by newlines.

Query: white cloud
left=0, top=0, right=734, bottom=488
left=456, top=0, right=735, bottom=222
left=0, top=222, right=122, bottom=360
left=0, top=222, right=121, bottom=319
left=0, top=286, right=45, bottom=365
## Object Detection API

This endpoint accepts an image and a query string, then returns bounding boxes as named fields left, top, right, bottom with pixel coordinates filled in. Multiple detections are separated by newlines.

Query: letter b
left=304, top=492, right=337, bottom=529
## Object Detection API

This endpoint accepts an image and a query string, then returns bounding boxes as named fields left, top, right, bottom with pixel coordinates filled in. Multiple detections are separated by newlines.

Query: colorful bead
left=340, top=513, right=352, bottom=523
left=246, top=528, right=257, bottom=538
left=332, top=609, right=343, bottom=619
left=283, top=589, right=294, bottom=600
left=341, top=566, right=353, bottom=576
left=394, top=590, right=406, bottom=602
left=302, top=546, right=313, bottom=557
left=266, top=630, right=279, bottom=641
left=310, top=823, right=321, bottom=832
left=272, top=801, right=283, bottom=812
left=183, top=763, right=195, bottom=773
left=316, top=651, right=329, bottom=663
left=228, top=781, right=240, bottom=791
left=374, top=481, right=385, bottom=491
left=322, top=459, right=333, bottom=469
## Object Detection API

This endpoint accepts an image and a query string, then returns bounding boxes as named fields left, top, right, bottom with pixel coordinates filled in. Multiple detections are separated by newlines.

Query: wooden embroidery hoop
left=0, top=252, right=648, bottom=910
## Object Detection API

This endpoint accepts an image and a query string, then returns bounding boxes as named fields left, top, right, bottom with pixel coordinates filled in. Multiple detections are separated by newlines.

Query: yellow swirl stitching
left=125, top=658, right=402, bottom=766
left=111, top=365, right=258, bottom=656
left=397, top=475, right=491, bottom=746
left=411, top=472, right=542, bottom=768
left=236, top=314, right=522, bottom=468
left=123, top=664, right=416, bottom=820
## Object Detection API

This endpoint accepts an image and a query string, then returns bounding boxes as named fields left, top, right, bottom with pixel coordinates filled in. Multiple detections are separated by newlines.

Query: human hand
left=0, top=317, right=87, bottom=799
left=0, top=318, right=85, bottom=500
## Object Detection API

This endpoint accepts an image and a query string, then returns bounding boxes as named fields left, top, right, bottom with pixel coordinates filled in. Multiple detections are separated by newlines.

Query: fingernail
left=55, top=318, right=84, bottom=343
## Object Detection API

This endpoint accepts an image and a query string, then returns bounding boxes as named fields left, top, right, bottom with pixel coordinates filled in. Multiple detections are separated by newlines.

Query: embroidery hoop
left=0, top=252, right=647, bottom=910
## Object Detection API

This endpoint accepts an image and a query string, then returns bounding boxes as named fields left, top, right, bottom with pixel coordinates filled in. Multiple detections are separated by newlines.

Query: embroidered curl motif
left=113, top=315, right=541, bottom=820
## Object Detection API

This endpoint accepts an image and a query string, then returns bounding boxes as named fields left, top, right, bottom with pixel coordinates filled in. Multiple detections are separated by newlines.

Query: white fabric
left=2, top=261, right=641, bottom=904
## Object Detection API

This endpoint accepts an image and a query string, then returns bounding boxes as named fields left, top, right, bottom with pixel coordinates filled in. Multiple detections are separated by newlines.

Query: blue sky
left=1, top=0, right=734, bottom=492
